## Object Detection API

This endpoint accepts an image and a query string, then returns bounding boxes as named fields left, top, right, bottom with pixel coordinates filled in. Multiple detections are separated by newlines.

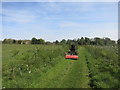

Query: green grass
left=34, top=47, right=90, bottom=88
left=85, top=46, right=119, bottom=88
left=2, top=44, right=119, bottom=88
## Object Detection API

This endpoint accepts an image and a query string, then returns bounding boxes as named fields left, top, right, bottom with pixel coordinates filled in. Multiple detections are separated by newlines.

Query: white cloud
left=58, top=22, right=118, bottom=40
left=2, top=2, right=118, bottom=41
left=2, top=9, right=37, bottom=23
left=2, top=21, right=118, bottom=41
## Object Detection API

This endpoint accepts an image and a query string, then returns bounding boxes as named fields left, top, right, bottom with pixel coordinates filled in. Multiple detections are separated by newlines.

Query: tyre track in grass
left=59, top=47, right=90, bottom=88
left=34, top=47, right=90, bottom=88
left=34, top=57, right=75, bottom=88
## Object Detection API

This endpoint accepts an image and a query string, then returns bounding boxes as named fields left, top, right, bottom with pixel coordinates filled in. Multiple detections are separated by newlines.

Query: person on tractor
left=68, top=44, right=77, bottom=55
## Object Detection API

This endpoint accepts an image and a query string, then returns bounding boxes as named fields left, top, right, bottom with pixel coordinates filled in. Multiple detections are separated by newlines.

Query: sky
left=1, top=2, right=118, bottom=41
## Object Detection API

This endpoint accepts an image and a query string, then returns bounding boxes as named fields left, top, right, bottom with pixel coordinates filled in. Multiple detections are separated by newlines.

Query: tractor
left=65, top=44, right=78, bottom=60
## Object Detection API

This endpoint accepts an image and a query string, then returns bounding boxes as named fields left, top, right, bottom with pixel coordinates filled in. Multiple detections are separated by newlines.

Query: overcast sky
left=1, top=2, right=118, bottom=41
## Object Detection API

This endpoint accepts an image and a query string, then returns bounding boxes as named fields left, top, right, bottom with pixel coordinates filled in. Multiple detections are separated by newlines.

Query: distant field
left=2, top=44, right=119, bottom=88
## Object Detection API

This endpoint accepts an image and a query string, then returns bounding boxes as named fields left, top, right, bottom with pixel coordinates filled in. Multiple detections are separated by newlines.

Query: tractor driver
left=68, top=44, right=77, bottom=55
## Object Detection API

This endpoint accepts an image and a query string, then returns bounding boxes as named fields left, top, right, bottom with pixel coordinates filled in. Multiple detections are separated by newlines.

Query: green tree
left=60, top=39, right=66, bottom=45
left=104, top=38, right=112, bottom=45
left=13, top=39, right=16, bottom=44
left=77, top=38, right=80, bottom=45
left=31, top=37, right=37, bottom=44
left=94, top=37, right=103, bottom=45
left=85, top=37, right=90, bottom=45
left=38, top=38, right=45, bottom=44
left=117, top=39, right=120, bottom=45
left=66, top=39, right=72, bottom=45
left=18, top=40, right=22, bottom=44
left=55, top=40, right=59, bottom=45
left=80, top=37, right=85, bottom=45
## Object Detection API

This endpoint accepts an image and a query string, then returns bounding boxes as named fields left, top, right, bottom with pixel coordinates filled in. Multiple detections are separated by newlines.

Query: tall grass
left=2, top=44, right=119, bottom=88
left=85, top=45, right=119, bottom=88
left=2, top=44, right=68, bottom=88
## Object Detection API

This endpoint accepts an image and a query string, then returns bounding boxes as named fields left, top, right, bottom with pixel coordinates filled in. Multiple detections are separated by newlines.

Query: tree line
left=2, top=37, right=120, bottom=46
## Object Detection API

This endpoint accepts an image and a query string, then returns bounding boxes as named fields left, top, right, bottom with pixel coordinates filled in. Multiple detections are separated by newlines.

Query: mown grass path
left=35, top=47, right=90, bottom=88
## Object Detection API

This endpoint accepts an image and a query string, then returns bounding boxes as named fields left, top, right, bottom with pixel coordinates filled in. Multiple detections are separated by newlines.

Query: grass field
left=2, top=44, right=119, bottom=88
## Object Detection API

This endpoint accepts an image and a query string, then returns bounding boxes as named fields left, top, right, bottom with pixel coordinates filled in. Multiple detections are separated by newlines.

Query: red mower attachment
left=65, top=54, right=78, bottom=60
